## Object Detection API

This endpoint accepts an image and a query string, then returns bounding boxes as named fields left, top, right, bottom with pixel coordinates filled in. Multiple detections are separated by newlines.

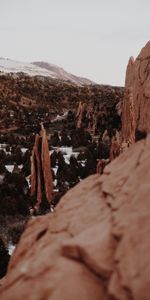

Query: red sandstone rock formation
left=41, top=125, right=53, bottom=202
left=122, top=41, right=150, bottom=142
left=92, top=113, right=97, bottom=135
left=31, top=126, right=53, bottom=207
left=76, top=101, right=82, bottom=119
left=31, top=134, right=42, bottom=205
left=76, top=101, right=83, bottom=128
left=1, top=135, right=150, bottom=300
left=102, top=129, right=110, bottom=144
left=76, top=101, right=87, bottom=128
left=110, top=137, right=121, bottom=161
left=96, top=159, right=109, bottom=174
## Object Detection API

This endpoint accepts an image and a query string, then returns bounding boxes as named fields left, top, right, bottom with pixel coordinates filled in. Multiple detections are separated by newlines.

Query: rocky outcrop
left=122, top=41, right=150, bottom=142
left=76, top=101, right=87, bottom=128
left=109, top=136, right=121, bottom=160
left=31, top=125, right=53, bottom=208
left=1, top=135, right=150, bottom=299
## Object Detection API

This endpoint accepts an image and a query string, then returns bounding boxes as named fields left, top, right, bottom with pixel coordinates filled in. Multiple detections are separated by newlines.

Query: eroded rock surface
left=122, top=41, right=150, bottom=142
left=1, top=136, right=150, bottom=299
left=31, top=126, right=53, bottom=207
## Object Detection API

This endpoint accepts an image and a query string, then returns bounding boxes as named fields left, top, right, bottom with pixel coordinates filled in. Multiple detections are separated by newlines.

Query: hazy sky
left=0, top=0, right=149, bottom=86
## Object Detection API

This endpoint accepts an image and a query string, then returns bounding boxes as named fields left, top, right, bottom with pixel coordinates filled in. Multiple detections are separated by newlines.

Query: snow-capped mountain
left=0, top=58, right=94, bottom=85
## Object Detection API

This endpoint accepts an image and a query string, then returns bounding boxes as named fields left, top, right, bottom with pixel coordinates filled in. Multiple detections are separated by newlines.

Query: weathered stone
left=102, top=130, right=110, bottom=144
left=1, top=135, right=150, bottom=299
left=41, top=125, right=53, bottom=202
left=76, top=101, right=87, bottom=128
left=31, top=126, right=53, bottom=208
left=110, top=137, right=121, bottom=161
left=96, top=159, right=108, bottom=174
left=122, top=41, right=150, bottom=142
left=30, top=147, right=37, bottom=197
left=31, top=133, right=42, bottom=205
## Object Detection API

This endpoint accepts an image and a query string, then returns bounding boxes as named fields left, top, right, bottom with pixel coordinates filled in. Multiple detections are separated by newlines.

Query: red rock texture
left=31, top=133, right=43, bottom=204
left=1, top=135, right=150, bottom=299
left=110, top=137, right=121, bottom=161
left=122, top=41, right=150, bottom=142
left=31, top=126, right=53, bottom=206
left=76, top=101, right=87, bottom=128
left=41, top=125, right=53, bottom=202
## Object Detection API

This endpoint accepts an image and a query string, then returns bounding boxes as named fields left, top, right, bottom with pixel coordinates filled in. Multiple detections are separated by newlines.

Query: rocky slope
left=0, top=135, right=150, bottom=300
left=122, top=41, right=150, bottom=142
left=0, top=58, right=93, bottom=85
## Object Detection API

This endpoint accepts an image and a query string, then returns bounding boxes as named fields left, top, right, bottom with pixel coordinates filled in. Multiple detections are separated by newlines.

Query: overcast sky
left=0, top=0, right=149, bottom=86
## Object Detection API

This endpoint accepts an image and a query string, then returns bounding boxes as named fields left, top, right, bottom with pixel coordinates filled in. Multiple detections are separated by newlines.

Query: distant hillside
left=0, top=58, right=94, bottom=86
left=0, top=72, right=124, bottom=133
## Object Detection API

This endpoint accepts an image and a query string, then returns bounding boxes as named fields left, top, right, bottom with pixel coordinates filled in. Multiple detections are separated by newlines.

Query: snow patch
left=21, top=148, right=28, bottom=154
left=5, top=164, right=23, bottom=173
left=0, top=58, right=94, bottom=85
left=5, top=165, right=14, bottom=173
left=0, top=58, right=55, bottom=78
left=8, top=243, right=16, bottom=255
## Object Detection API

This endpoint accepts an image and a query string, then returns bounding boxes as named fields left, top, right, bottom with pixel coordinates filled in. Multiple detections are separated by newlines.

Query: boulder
left=0, top=135, right=150, bottom=299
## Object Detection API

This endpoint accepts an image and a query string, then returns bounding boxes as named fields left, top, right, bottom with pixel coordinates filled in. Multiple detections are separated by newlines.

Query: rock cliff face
left=122, top=41, right=150, bottom=142
left=1, top=135, right=150, bottom=300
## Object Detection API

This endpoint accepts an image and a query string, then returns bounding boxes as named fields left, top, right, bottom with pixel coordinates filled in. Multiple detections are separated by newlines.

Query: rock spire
left=31, top=125, right=53, bottom=208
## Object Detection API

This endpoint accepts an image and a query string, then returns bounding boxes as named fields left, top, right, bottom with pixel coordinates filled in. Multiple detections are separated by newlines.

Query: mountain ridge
left=0, top=57, right=94, bottom=86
